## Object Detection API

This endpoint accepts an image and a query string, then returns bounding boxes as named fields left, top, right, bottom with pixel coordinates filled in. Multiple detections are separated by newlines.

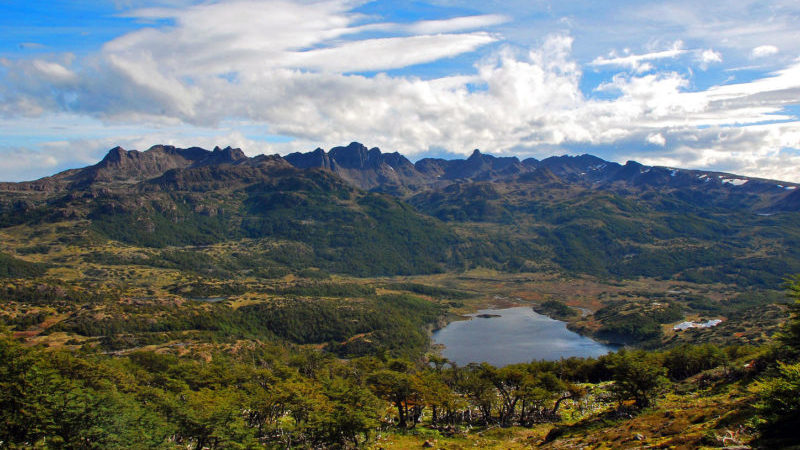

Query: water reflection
left=432, top=306, right=616, bottom=367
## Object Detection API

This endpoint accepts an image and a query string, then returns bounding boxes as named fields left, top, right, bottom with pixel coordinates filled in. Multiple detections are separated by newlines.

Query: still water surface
left=432, top=306, right=616, bottom=367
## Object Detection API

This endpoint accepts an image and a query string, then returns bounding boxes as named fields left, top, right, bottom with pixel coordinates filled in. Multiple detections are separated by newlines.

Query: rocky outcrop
left=286, top=142, right=427, bottom=191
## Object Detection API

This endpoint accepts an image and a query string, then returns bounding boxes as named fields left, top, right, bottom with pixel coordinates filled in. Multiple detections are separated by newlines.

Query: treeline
left=411, top=185, right=800, bottom=285
left=165, top=280, right=376, bottom=299
left=0, top=333, right=757, bottom=449
left=239, top=294, right=444, bottom=358
left=49, top=293, right=445, bottom=357
left=0, top=252, right=47, bottom=278
left=382, top=282, right=473, bottom=300
left=0, top=280, right=115, bottom=305
left=593, top=301, right=685, bottom=345
left=534, top=300, right=579, bottom=320
left=86, top=172, right=460, bottom=277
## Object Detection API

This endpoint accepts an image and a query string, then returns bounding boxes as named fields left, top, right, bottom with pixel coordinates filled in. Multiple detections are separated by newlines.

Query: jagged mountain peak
left=1, top=144, right=254, bottom=192
left=102, top=145, right=127, bottom=161
left=4, top=141, right=800, bottom=212
left=202, top=146, right=248, bottom=165
left=285, top=142, right=422, bottom=191
left=329, top=142, right=374, bottom=169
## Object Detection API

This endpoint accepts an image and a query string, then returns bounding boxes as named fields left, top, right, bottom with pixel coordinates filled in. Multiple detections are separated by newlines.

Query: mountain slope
left=282, top=143, right=800, bottom=214
left=2, top=143, right=800, bottom=283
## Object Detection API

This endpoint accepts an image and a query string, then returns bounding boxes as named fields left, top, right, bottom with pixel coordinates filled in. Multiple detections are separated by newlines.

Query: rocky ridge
left=2, top=142, right=799, bottom=212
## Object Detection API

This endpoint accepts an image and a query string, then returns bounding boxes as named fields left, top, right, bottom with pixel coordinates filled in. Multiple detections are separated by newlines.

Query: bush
left=755, top=362, right=800, bottom=438
left=607, top=350, right=668, bottom=408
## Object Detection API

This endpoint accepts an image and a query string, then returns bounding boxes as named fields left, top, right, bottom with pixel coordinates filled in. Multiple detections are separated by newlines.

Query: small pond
left=432, top=306, right=617, bottom=367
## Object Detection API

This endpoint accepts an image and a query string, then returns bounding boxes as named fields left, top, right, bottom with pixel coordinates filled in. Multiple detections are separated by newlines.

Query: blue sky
left=1, top=0, right=800, bottom=181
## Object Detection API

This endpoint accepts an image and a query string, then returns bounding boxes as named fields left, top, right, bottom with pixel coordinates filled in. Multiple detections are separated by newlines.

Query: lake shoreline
left=430, top=306, right=617, bottom=366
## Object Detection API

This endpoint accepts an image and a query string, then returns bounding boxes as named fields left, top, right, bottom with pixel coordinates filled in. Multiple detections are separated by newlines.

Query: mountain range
left=287, top=142, right=800, bottom=210
left=5, top=142, right=799, bottom=210
left=2, top=142, right=800, bottom=283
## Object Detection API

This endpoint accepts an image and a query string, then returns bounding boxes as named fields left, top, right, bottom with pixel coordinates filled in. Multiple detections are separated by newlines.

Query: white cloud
left=284, top=33, right=498, bottom=72
left=2, top=0, right=800, bottom=182
left=31, top=60, right=77, bottom=82
left=620, top=2, right=799, bottom=63
left=696, top=49, right=722, bottom=69
left=110, top=0, right=499, bottom=75
left=0, top=122, right=292, bottom=182
left=699, top=49, right=722, bottom=64
left=627, top=122, right=800, bottom=182
left=647, top=132, right=666, bottom=146
left=402, top=14, right=510, bottom=34
left=751, top=45, right=779, bottom=58
left=589, top=41, right=686, bottom=73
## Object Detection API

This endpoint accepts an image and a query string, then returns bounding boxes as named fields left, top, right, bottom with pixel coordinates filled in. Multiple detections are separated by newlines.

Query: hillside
left=2, top=143, right=800, bottom=448
left=2, top=143, right=800, bottom=283
left=2, top=143, right=800, bottom=346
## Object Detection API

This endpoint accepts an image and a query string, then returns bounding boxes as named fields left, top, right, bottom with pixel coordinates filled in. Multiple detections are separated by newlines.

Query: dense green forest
left=0, top=252, right=47, bottom=278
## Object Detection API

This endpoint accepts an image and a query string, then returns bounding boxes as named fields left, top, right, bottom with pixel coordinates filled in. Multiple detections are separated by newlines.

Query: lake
left=432, top=306, right=617, bottom=366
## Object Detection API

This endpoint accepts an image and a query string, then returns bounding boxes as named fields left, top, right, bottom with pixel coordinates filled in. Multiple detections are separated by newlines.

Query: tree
left=458, top=364, right=497, bottom=424
left=608, top=350, right=668, bottom=408
left=0, top=336, right=171, bottom=448
left=417, top=370, right=457, bottom=426
left=173, top=388, right=256, bottom=450
left=310, top=376, right=379, bottom=447
left=754, top=276, right=800, bottom=440
left=662, top=344, right=727, bottom=380
left=778, top=275, right=800, bottom=359
left=366, top=369, right=414, bottom=428
left=754, top=361, right=800, bottom=438
left=480, top=364, right=525, bottom=427
left=0, top=336, right=53, bottom=445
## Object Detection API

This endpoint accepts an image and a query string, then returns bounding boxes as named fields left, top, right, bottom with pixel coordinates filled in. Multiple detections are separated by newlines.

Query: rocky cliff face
left=287, top=142, right=425, bottom=192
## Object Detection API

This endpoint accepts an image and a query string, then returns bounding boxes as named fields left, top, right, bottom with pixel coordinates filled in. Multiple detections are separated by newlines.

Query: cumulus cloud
left=1, top=0, right=800, bottom=182
left=647, top=132, right=666, bottom=146
left=751, top=45, right=779, bottom=58
left=0, top=120, right=294, bottom=182
left=626, top=122, right=800, bottom=182
left=696, top=49, right=722, bottom=69
left=0, top=144, right=86, bottom=182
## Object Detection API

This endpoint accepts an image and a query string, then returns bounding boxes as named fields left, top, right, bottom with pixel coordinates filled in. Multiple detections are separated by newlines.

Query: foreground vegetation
left=1, top=274, right=799, bottom=448
left=0, top=327, right=766, bottom=448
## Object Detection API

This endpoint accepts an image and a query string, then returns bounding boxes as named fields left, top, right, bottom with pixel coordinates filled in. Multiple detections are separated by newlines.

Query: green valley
left=1, top=144, right=799, bottom=448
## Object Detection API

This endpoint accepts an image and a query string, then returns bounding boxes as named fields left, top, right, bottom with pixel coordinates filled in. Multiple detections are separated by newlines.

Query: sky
left=1, top=0, right=800, bottom=182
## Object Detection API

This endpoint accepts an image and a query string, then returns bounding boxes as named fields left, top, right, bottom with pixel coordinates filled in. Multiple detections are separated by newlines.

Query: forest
left=1, top=276, right=799, bottom=448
